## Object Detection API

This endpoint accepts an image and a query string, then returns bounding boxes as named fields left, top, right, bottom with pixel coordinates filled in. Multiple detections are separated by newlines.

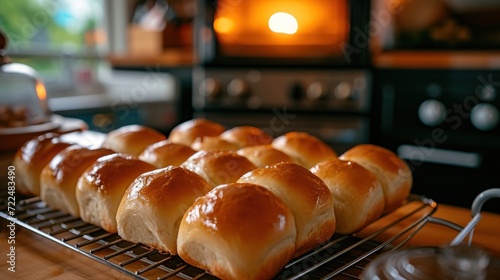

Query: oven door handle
left=397, top=144, right=482, bottom=169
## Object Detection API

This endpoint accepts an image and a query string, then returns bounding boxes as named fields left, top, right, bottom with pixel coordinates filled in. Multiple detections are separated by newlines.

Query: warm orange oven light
left=268, top=12, right=298, bottom=35
left=35, top=80, right=47, bottom=101
left=213, top=17, right=234, bottom=34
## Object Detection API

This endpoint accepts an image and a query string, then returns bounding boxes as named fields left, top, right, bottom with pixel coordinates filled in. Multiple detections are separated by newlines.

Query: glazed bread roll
left=102, top=125, right=166, bottom=156
left=219, top=126, right=273, bottom=148
left=272, top=132, right=337, bottom=168
left=13, top=133, right=72, bottom=196
left=177, top=183, right=296, bottom=280
left=40, top=146, right=114, bottom=217
left=116, top=166, right=211, bottom=254
left=139, top=140, right=196, bottom=168
left=58, top=130, right=107, bottom=149
left=310, top=158, right=385, bottom=234
left=190, top=136, right=240, bottom=151
left=168, top=119, right=225, bottom=146
left=180, top=150, right=257, bottom=188
left=236, top=145, right=295, bottom=168
left=339, top=144, right=412, bottom=213
left=237, top=162, right=336, bottom=257
left=76, top=153, right=155, bottom=233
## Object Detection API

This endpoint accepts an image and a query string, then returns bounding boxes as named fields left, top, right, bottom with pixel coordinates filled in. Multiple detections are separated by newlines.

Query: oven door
left=195, top=0, right=370, bottom=67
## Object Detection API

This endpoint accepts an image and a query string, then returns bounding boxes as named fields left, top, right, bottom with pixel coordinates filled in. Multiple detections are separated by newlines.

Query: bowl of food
left=0, top=105, right=61, bottom=152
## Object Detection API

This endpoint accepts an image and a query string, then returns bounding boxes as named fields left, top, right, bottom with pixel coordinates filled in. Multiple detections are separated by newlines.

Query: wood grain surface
left=0, top=225, right=129, bottom=280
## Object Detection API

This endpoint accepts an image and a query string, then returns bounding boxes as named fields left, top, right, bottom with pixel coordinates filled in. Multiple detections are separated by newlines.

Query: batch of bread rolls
left=12, top=118, right=412, bottom=280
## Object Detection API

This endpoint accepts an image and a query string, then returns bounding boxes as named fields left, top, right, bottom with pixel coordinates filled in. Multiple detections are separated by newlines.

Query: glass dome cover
left=0, top=29, right=50, bottom=129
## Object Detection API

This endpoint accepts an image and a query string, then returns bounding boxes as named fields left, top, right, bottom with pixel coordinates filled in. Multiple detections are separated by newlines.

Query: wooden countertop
left=0, top=227, right=126, bottom=280
left=1, top=203, right=499, bottom=279
left=358, top=201, right=500, bottom=258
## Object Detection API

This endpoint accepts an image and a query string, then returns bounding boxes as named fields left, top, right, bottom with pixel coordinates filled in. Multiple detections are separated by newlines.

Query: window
left=0, top=0, right=108, bottom=95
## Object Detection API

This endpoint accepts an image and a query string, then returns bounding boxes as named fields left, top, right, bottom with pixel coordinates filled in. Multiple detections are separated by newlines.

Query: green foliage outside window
left=0, top=0, right=104, bottom=53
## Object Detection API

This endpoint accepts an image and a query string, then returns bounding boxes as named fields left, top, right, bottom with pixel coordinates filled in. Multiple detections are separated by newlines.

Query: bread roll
left=58, top=130, right=107, bottom=149
left=76, top=153, right=155, bottom=233
left=339, top=144, right=412, bottom=213
left=139, top=140, right=196, bottom=168
left=191, top=136, right=240, bottom=151
left=40, top=146, right=114, bottom=217
left=219, top=126, right=273, bottom=148
left=237, top=162, right=336, bottom=257
left=310, top=158, right=385, bottom=234
left=13, top=133, right=72, bottom=196
left=180, top=150, right=257, bottom=188
left=102, top=125, right=166, bottom=156
left=236, top=145, right=295, bottom=168
left=168, top=119, right=225, bottom=146
left=272, top=132, right=337, bottom=168
left=116, top=166, right=211, bottom=254
left=177, top=183, right=296, bottom=280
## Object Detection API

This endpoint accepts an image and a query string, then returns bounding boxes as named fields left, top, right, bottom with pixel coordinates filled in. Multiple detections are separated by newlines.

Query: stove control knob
left=199, top=77, right=221, bottom=98
left=334, top=82, right=353, bottom=100
left=227, top=78, right=249, bottom=97
left=289, top=82, right=303, bottom=101
left=418, top=99, right=446, bottom=126
left=307, top=82, right=328, bottom=100
left=471, top=103, right=499, bottom=131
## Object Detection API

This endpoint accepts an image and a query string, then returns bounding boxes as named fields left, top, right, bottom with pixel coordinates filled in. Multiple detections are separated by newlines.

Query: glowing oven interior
left=213, top=0, right=349, bottom=58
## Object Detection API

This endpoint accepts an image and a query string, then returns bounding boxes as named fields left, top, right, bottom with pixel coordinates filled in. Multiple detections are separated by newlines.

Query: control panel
left=193, top=68, right=371, bottom=114
left=376, top=69, right=500, bottom=151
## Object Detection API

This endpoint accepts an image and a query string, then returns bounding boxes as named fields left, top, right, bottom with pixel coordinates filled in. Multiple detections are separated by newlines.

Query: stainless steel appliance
left=193, top=67, right=371, bottom=152
left=192, top=0, right=372, bottom=152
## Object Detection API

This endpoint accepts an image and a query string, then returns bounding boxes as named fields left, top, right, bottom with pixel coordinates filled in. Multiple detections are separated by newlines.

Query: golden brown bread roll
left=339, top=144, right=412, bottom=213
left=177, top=183, right=296, bottom=280
left=180, top=150, right=257, bottom=188
left=236, top=145, right=296, bottom=168
left=168, top=119, right=225, bottom=146
left=40, top=146, right=114, bottom=217
left=237, top=162, right=336, bottom=257
left=116, top=166, right=211, bottom=254
left=272, top=132, right=337, bottom=168
left=310, top=158, right=385, bottom=234
left=190, top=136, right=240, bottom=151
left=13, top=133, right=72, bottom=196
left=76, top=153, right=155, bottom=233
left=102, top=125, right=166, bottom=156
left=219, top=126, right=273, bottom=148
left=138, top=140, right=196, bottom=168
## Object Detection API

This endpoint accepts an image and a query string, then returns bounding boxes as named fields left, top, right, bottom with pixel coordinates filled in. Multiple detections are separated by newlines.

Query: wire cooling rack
left=0, top=186, right=447, bottom=280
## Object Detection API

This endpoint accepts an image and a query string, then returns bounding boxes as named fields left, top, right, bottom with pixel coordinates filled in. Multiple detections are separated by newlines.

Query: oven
left=195, top=0, right=370, bottom=66
left=192, top=0, right=372, bottom=153
left=369, top=0, right=500, bottom=213
left=372, top=69, right=500, bottom=214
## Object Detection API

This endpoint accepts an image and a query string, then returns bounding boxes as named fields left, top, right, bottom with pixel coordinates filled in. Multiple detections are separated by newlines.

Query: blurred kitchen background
left=1, top=0, right=499, bottom=212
